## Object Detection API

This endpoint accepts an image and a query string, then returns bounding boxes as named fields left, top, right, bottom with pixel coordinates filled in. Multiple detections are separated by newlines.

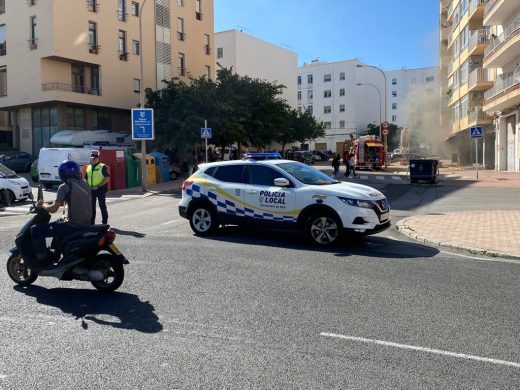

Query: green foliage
left=365, top=122, right=401, bottom=151
left=146, top=67, right=324, bottom=153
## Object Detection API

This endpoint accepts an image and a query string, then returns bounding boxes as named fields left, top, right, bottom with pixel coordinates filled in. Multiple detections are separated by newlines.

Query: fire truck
left=343, top=135, right=385, bottom=170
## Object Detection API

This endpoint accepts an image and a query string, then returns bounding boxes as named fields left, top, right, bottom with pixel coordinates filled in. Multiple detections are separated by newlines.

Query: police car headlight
left=338, top=197, right=373, bottom=208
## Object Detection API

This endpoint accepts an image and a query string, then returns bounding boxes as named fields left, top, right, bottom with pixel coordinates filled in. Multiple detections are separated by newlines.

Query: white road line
left=392, top=176, right=402, bottom=180
left=160, top=218, right=183, bottom=226
left=375, top=176, right=385, bottom=180
left=360, top=175, right=369, bottom=180
left=320, top=332, right=520, bottom=369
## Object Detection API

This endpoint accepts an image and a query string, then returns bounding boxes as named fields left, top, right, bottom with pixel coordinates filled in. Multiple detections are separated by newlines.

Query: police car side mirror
left=274, top=178, right=290, bottom=187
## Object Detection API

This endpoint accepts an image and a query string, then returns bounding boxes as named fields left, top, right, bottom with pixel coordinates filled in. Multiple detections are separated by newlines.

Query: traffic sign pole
left=470, top=126, right=482, bottom=180
left=205, top=120, right=208, bottom=163
left=475, top=138, right=478, bottom=180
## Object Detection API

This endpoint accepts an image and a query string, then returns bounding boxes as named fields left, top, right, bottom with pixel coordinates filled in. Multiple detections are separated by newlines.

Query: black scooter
left=6, top=193, right=129, bottom=292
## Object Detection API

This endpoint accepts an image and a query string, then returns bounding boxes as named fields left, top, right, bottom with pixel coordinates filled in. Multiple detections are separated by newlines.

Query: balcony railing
left=469, top=68, right=492, bottom=87
left=28, top=39, right=38, bottom=50
left=484, top=15, right=520, bottom=58
left=447, top=0, right=454, bottom=18
left=88, top=44, right=100, bottom=54
left=42, top=82, right=102, bottom=96
left=195, top=12, right=202, bottom=20
left=0, top=42, right=5, bottom=56
left=178, top=67, right=186, bottom=76
left=485, top=0, right=499, bottom=14
left=469, top=28, right=490, bottom=51
left=469, top=0, right=486, bottom=14
left=203, top=44, right=210, bottom=55
left=484, top=70, right=520, bottom=100
left=469, top=106, right=491, bottom=122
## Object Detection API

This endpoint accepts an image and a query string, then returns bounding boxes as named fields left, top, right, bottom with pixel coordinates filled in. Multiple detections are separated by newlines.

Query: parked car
left=30, top=158, right=38, bottom=182
left=169, top=164, right=182, bottom=180
left=0, top=163, right=31, bottom=204
left=292, top=151, right=315, bottom=164
left=312, top=150, right=329, bottom=161
left=0, top=151, right=37, bottom=172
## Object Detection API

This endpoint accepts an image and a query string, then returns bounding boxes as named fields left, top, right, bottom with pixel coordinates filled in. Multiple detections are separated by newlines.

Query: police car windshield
left=0, top=163, right=18, bottom=178
left=277, top=162, right=339, bottom=185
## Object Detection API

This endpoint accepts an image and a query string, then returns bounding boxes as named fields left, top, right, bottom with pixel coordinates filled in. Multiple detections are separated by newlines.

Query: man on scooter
left=31, top=160, right=92, bottom=269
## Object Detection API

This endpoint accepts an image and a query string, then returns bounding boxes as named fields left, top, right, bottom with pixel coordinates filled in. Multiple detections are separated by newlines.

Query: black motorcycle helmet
left=58, top=160, right=81, bottom=181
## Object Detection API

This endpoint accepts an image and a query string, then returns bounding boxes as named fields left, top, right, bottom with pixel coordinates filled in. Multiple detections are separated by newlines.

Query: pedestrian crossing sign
left=200, top=127, right=212, bottom=139
left=470, top=126, right=483, bottom=138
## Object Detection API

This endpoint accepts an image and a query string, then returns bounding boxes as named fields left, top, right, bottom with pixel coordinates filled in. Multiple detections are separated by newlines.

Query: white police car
left=179, top=153, right=390, bottom=246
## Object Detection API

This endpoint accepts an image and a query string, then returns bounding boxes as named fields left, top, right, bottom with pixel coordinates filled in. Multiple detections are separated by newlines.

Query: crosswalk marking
left=376, top=176, right=385, bottom=180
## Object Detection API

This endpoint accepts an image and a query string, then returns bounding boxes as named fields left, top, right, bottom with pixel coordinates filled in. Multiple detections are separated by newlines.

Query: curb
left=395, top=217, right=520, bottom=261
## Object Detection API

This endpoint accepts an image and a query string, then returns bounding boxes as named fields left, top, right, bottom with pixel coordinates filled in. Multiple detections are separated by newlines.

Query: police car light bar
left=242, top=152, right=282, bottom=160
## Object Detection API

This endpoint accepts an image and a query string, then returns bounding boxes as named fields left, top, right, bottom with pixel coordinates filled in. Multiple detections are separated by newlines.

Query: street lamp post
left=357, top=64, right=388, bottom=167
left=139, top=0, right=148, bottom=192
left=356, top=82, right=382, bottom=137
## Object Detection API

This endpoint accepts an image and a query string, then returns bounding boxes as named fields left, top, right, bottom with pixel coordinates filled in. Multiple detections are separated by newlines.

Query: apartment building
left=215, top=29, right=297, bottom=108
left=441, top=0, right=495, bottom=166
left=482, top=0, right=520, bottom=172
left=297, top=59, right=384, bottom=154
left=0, top=0, right=214, bottom=154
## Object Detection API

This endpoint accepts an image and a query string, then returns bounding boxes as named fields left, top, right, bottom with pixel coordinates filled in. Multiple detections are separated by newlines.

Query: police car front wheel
left=305, top=213, right=341, bottom=246
left=189, top=205, right=218, bottom=236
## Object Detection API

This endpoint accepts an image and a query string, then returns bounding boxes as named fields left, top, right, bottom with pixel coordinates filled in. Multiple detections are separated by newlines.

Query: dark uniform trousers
left=91, top=187, right=108, bottom=225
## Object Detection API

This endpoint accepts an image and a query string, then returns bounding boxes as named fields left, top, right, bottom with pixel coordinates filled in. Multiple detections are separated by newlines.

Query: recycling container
left=125, top=152, right=141, bottom=188
left=409, top=159, right=439, bottom=184
left=133, top=153, right=157, bottom=186
left=150, top=151, right=170, bottom=183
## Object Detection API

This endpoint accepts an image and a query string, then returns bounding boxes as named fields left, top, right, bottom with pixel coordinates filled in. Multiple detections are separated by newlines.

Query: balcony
left=468, top=106, right=492, bottom=125
left=484, top=16, right=520, bottom=68
left=484, top=70, right=520, bottom=112
left=28, top=39, right=38, bottom=50
left=178, top=67, right=186, bottom=76
left=468, top=29, right=490, bottom=56
left=469, top=68, right=494, bottom=91
left=177, top=32, right=185, bottom=41
left=203, top=44, right=210, bottom=55
left=42, top=82, right=102, bottom=96
left=468, top=0, right=486, bottom=22
left=195, top=12, right=202, bottom=21
left=118, top=51, right=128, bottom=61
left=88, top=44, right=100, bottom=54
left=0, top=42, right=5, bottom=56
left=447, top=0, right=455, bottom=21
left=484, top=0, right=519, bottom=26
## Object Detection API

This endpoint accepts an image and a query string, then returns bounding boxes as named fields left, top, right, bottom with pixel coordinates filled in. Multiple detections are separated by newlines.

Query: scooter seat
left=57, top=224, right=110, bottom=248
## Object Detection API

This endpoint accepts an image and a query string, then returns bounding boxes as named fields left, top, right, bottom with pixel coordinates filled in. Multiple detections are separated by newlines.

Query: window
left=339, top=88, right=345, bottom=96
left=118, top=30, right=127, bottom=59
left=118, top=0, right=126, bottom=21
left=212, top=165, right=245, bottom=183
left=94, top=109, right=111, bottom=130
left=195, top=0, right=202, bottom=20
left=307, top=74, right=313, bottom=84
left=297, top=76, right=301, bottom=85
left=324, top=90, right=331, bottom=98
left=30, top=16, right=37, bottom=48
left=324, top=122, right=331, bottom=129
left=0, top=65, right=6, bottom=96
left=324, top=74, right=331, bottom=82
left=132, top=40, right=140, bottom=55
left=28, top=0, right=36, bottom=5
left=307, top=90, right=313, bottom=99
left=177, top=0, right=184, bottom=5
left=91, top=66, right=100, bottom=94
left=87, top=0, right=97, bottom=12
left=306, top=105, right=313, bottom=114
left=392, top=103, right=397, bottom=109
left=339, top=104, right=345, bottom=112
left=204, top=34, right=210, bottom=55
left=324, top=106, right=331, bottom=114
left=205, top=65, right=211, bottom=79
left=392, top=78, right=397, bottom=85
left=339, top=120, right=345, bottom=128
left=216, top=47, right=223, bottom=59
left=32, top=107, right=59, bottom=153
left=392, top=115, right=397, bottom=122
left=177, top=18, right=184, bottom=40
left=426, top=76, right=435, bottom=83
left=249, top=165, right=285, bottom=186
left=133, top=78, right=140, bottom=93
left=0, top=24, right=5, bottom=56
left=297, top=91, right=301, bottom=100
left=88, top=21, right=98, bottom=52
left=392, top=91, right=397, bottom=97
left=66, top=107, right=85, bottom=129
left=339, top=72, right=345, bottom=80
left=71, top=64, right=85, bottom=92
left=178, top=52, right=185, bottom=76
left=131, top=2, right=139, bottom=16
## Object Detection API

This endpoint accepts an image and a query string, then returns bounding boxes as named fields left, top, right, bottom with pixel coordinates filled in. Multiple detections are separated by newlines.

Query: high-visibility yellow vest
left=86, top=163, right=106, bottom=187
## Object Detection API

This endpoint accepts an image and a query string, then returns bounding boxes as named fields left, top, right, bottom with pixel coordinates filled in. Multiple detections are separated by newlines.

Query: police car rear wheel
left=189, top=205, right=218, bottom=235
left=306, top=213, right=340, bottom=246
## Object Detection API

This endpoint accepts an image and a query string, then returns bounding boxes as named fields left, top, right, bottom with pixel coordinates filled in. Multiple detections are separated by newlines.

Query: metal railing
left=42, top=82, right=102, bottom=96
left=469, top=68, right=492, bottom=88
left=469, top=0, right=486, bottom=14
left=469, top=106, right=491, bottom=122
left=469, top=28, right=490, bottom=52
left=447, top=0, right=454, bottom=18
left=485, top=0, right=499, bottom=14
left=484, top=15, right=520, bottom=57
left=0, top=43, right=5, bottom=56
left=484, top=70, right=520, bottom=100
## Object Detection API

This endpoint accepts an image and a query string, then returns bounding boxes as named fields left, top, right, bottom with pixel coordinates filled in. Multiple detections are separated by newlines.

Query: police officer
left=85, top=150, right=110, bottom=225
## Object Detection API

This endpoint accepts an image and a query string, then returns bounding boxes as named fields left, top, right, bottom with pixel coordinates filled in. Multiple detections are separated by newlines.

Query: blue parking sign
left=132, top=108, right=154, bottom=140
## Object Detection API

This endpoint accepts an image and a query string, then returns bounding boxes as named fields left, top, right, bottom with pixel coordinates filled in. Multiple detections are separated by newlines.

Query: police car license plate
left=109, top=244, right=121, bottom=256
left=380, top=212, right=389, bottom=222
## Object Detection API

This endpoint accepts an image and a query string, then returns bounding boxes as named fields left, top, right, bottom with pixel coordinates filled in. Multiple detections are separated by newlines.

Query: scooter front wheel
left=90, top=254, right=124, bottom=292
left=6, top=254, right=38, bottom=286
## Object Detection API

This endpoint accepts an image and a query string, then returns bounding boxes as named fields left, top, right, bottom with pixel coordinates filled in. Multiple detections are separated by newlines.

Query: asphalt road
left=1, top=181, right=519, bottom=389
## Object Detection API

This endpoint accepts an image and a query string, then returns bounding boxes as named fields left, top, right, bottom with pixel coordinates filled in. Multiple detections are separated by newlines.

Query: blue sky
left=215, top=0, right=439, bottom=71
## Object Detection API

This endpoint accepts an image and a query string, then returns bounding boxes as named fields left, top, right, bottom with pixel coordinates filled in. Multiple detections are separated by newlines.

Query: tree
left=365, top=122, right=401, bottom=151
left=274, top=110, right=325, bottom=154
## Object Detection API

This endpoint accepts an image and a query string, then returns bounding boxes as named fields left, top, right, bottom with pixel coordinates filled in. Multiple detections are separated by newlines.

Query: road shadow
left=13, top=285, right=163, bottom=333
left=201, top=226, right=439, bottom=259
left=113, top=228, right=146, bottom=238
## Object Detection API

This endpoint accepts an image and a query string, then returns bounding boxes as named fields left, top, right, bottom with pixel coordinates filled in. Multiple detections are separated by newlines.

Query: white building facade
left=298, top=59, right=385, bottom=154
left=214, top=30, right=297, bottom=108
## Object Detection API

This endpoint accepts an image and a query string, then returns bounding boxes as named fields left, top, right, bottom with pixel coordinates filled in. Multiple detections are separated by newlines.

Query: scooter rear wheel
left=90, top=254, right=124, bottom=292
left=6, top=254, right=38, bottom=286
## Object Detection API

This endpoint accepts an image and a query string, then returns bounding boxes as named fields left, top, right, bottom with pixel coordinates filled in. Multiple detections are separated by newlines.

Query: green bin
left=125, top=152, right=142, bottom=188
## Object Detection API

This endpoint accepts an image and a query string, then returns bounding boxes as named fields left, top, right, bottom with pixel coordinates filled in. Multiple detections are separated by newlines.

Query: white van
left=38, top=148, right=93, bottom=188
